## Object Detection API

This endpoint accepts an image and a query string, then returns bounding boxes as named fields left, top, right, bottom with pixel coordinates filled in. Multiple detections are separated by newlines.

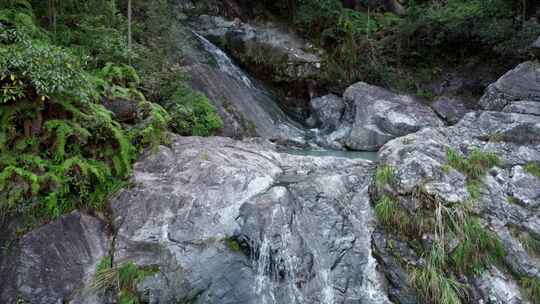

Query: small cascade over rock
left=187, top=32, right=308, bottom=146
left=106, top=136, right=390, bottom=304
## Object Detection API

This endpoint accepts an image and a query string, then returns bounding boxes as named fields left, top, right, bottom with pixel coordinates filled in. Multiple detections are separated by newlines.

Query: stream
left=193, top=32, right=378, bottom=162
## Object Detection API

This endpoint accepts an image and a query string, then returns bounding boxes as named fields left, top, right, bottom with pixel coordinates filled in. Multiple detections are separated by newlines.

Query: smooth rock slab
left=110, top=135, right=390, bottom=304
left=0, top=212, right=110, bottom=304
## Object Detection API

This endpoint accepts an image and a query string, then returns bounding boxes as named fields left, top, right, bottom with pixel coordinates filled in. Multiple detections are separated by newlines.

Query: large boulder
left=532, top=36, right=540, bottom=57
left=373, top=111, right=540, bottom=303
left=110, top=135, right=390, bottom=303
left=0, top=212, right=111, bottom=304
left=315, top=82, right=444, bottom=151
left=479, top=61, right=540, bottom=111
left=430, top=96, right=472, bottom=124
left=306, top=94, right=345, bottom=131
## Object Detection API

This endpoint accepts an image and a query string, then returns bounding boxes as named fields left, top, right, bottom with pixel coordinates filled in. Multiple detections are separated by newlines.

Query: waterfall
left=192, top=32, right=309, bottom=145
left=193, top=32, right=256, bottom=89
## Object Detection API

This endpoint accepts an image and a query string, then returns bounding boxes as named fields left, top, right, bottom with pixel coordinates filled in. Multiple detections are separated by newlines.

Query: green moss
left=507, top=196, right=519, bottom=205
left=225, top=237, right=242, bottom=253
left=524, top=162, right=540, bottom=179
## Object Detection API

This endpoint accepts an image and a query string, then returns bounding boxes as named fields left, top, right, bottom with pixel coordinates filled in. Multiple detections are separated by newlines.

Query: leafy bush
left=167, top=86, right=223, bottom=137
left=261, top=0, right=540, bottom=91
left=0, top=9, right=167, bottom=220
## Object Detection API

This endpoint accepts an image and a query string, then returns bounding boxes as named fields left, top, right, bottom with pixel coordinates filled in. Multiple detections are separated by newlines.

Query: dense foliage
left=261, top=0, right=540, bottom=92
left=0, top=0, right=222, bottom=223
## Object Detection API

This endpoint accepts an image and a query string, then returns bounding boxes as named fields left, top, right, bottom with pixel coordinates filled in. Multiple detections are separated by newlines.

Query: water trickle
left=193, top=32, right=255, bottom=89
left=192, top=31, right=308, bottom=144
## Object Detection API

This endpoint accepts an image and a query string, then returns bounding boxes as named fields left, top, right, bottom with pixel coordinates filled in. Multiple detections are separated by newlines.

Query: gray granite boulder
left=315, top=82, right=444, bottom=151
left=306, top=94, right=345, bottom=131
left=430, top=96, right=471, bottom=124
left=374, top=110, right=540, bottom=303
left=502, top=100, right=540, bottom=116
left=479, top=61, right=540, bottom=111
left=110, top=135, right=390, bottom=304
left=0, top=212, right=111, bottom=304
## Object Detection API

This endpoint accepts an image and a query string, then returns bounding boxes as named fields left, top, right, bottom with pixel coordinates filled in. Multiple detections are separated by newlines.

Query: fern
left=45, top=120, right=91, bottom=161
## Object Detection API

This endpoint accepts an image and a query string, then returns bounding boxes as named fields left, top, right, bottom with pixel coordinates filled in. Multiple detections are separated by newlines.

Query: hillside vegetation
left=0, top=0, right=222, bottom=226
left=256, top=0, right=540, bottom=93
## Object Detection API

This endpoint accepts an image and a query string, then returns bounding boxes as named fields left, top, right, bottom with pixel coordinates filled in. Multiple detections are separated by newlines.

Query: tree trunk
left=128, top=0, right=132, bottom=61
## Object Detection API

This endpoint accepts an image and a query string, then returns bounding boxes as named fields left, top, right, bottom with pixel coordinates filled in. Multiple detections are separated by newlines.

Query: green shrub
left=262, top=0, right=540, bottom=91
left=167, top=86, right=223, bottom=137
left=0, top=10, right=159, bottom=220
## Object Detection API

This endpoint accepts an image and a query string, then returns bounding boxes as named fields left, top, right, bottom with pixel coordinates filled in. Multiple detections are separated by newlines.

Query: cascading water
left=192, top=32, right=309, bottom=145
left=193, top=32, right=256, bottom=89
left=190, top=29, right=386, bottom=304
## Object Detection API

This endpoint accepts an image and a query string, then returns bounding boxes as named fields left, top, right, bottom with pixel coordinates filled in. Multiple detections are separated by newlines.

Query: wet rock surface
left=186, top=33, right=307, bottom=144
left=532, top=36, right=540, bottom=57
left=191, top=15, right=324, bottom=119
left=110, top=135, right=390, bottom=304
left=193, top=15, right=323, bottom=85
left=0, top=212, right=110, bottom=304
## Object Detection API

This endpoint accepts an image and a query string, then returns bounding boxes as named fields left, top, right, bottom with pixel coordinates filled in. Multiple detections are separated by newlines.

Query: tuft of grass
left=450, top=218, right=505, bottom=274
left=375, top=164, right=395, bottom=189
left=520, top=277, right=540, bottom=304
left=92, top=258, right=159, bottom=303
left=446, top=148, right=500, bottom=200
left=465, top=180, right=482, bottom=201
left=375, top=195, right=399, bottom=226
left=518, top=232, right=540, bottom=256
left=446, top=148, right=500, bottom=181
left=411, top=243, right=466, bottom=304
left=524, top=162, right=540, bottom=179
